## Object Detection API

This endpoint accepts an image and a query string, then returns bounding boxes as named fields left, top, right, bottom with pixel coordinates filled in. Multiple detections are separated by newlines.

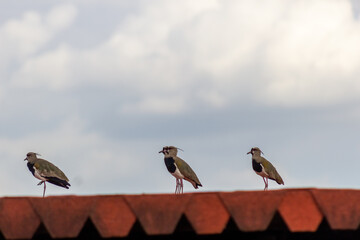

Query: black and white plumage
left=247, top=147, right=284, bottom=191
left=159, top=146, right=202, bottom=194
left=24, top=152, right=70, bottom=197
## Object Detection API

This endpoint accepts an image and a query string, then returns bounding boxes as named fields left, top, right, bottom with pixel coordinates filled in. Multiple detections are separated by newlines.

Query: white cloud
left=8, top=0, right=360, bottom=111
left=0, top=3, right=77, bottom=63
left=0, top=116, right=141, bottom=196
left=46, top=4, right=77, bottom=31
left=12, top=45, right=72, bottom=89
left=1, top=0, right=360, bottom=197
left=0, top=11, right=47, bottom=62
left=263, top=0, right=360, bottom=106
left=197, top=89, right=227, bottom=108
left=121, top=95, right=187, bottom=114
left=181, top=0, right=283, bottom=77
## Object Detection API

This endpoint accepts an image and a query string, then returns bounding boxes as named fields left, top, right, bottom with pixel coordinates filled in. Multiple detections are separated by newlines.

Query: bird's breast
left=253, top=159, right=269, bottom=178
left=27, top=162, right=35, bottom=176
left=164, top=157, right=184, bottom=179
left=164, top=157, right=176, bottom=173
left=252, top=159, right=263, bottom=173
left=171, top=167, right=185, bottom=179
left=34, top=168, right=47, bottom=181
left=27, top=162, right=47, bottom=181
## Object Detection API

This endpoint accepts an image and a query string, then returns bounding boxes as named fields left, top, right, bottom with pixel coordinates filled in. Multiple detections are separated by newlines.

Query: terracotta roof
left=0, top=189, right=359, bottom=239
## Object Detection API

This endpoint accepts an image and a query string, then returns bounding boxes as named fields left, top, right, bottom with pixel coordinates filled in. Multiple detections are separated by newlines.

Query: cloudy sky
left=1, top=0, right=360, bottom=197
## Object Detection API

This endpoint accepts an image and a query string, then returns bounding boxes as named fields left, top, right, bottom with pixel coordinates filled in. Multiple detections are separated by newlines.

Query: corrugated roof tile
left=1, top=188, right=360, bottom=239
left=90, top=196, right=136, bottom=238
left=220, top=190, right=285, bottom=231
left=311, top=189, right=360, bottom=230
left=30, top=196, right=95, bottom=238
left=124, top=194, right=191, bottom=235
left=184, top=193, right=230, bottom=234
left=278, top=190, right=323, bottom=232
left=0, top=198, right=40, bottom=239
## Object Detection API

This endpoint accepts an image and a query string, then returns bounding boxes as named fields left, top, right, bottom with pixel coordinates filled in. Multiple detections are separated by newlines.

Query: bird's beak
left=159, top=150, right=164, bottom=154
left=24, top=157, right=27, bottom=161
left=247, top=151, right=251, bottom=155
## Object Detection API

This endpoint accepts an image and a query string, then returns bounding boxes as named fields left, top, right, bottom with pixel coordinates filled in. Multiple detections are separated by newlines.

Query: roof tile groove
left=29, top=196, right=95, bottom=238
left=184, top=193, right=230, bottom=234
left=311, top=189, right=360, bottom=230
left=90, top=195, right=136, bottom=238
left=0, top=198, right=40, bottom=239
left=219, top=191, right=285, bottom=231
left=124, top=194, right=191, bottom=235
left=0, top=189, right=360, bottom=239
left=278, top=190, right=323, bottom=232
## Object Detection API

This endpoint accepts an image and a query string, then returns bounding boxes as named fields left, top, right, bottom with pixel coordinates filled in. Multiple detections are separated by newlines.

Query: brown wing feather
left=174, top=157, right=202, bottom=188
left=261, top=158, right=284, bottom=185
left=35, top=159, right=69, bottom=182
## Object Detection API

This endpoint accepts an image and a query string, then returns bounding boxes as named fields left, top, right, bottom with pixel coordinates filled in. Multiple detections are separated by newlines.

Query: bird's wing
left=174, top=157, right=202, bottom=187
left=261, top=158, right=284, bottom=185
left=34, top=159, right=69, bottom=182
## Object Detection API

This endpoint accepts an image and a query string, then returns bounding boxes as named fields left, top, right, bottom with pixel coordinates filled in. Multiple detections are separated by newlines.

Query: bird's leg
left=43, top=182, right=46, bottom=198
left=266, top=178, right=269, bottom=190
left=36, top=181, right=46, bottom=197
left=178, top=179, right=180, bottom=194
left=180, top=179, right=183, bottom=194
left=176, top=178, right=181, bottom=194
left=265, top=178, right=269, bottom=191
left=262, top=177, right=267, bottom=191
left=175, top=179, right=178, bottom=194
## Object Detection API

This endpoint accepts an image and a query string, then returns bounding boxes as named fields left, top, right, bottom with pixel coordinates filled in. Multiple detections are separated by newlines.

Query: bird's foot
left=37, top=181, right=44, bottom=186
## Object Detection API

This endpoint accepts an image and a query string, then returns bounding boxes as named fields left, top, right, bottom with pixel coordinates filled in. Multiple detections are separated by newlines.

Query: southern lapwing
left=159, top=146, right=202, bottom=194
left=247, top=147, right=284, bottom=191
left=24, top=152, right=70, bottom=197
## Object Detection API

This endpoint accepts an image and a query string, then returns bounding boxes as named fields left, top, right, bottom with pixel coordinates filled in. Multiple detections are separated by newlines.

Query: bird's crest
left=168, top=146, right=184, bottom=151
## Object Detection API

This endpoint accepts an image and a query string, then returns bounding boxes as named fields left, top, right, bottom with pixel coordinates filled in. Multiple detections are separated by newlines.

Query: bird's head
left=159, top=146, right=183, bottom=156
left=159, top=146, right=167, bottom=155
left=24, top=152, right=41, bottom=162
left=247, top=147, right=263, bottom=156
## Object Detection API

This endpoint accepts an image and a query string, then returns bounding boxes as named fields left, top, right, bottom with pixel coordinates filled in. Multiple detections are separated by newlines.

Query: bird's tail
left=185, top=177, right=202, bottom=189
left=46, top=177, right=71, bottom=189
left=276, top=175, right=284, bottom=185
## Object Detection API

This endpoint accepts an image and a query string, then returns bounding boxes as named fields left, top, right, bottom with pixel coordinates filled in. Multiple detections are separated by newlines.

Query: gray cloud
left=0, top=0, right=360, bottom=196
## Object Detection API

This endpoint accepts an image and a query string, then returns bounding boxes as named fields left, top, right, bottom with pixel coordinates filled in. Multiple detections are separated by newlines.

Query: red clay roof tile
left=1, top=189, right=360, bottom=239
left=219, top=190, right=285, bottom=231
left=278, top=190, right=323, bottom=232
left=90, top=196, right=136, bottom=238
left=311, top=189, right=360, bottom=230
left=184, top=193, right=230, bottom=234
left=124, top=194, right=191, bottom=235
left=0, top=198, right=40, bottom=239
left=30, top=196, right=95, bottom=238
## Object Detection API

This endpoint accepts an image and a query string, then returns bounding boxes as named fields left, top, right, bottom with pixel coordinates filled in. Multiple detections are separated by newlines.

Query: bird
left=159, top=146, right=202, bottom=194
left=24, top=152, right=70, bottom=197
left=247, top=147, right=284, bottom=191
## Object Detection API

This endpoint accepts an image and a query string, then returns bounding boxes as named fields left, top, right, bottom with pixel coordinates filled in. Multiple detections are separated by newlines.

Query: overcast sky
left=1, top=0, right=360, bottom=197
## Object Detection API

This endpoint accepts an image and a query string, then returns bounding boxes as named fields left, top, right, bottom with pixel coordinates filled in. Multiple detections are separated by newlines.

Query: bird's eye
left=26, top=153, right=30, bottom=157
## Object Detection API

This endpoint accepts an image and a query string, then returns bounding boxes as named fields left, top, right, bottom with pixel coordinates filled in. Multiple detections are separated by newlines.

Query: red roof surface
left=0, top=188, right=359, bottom=239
